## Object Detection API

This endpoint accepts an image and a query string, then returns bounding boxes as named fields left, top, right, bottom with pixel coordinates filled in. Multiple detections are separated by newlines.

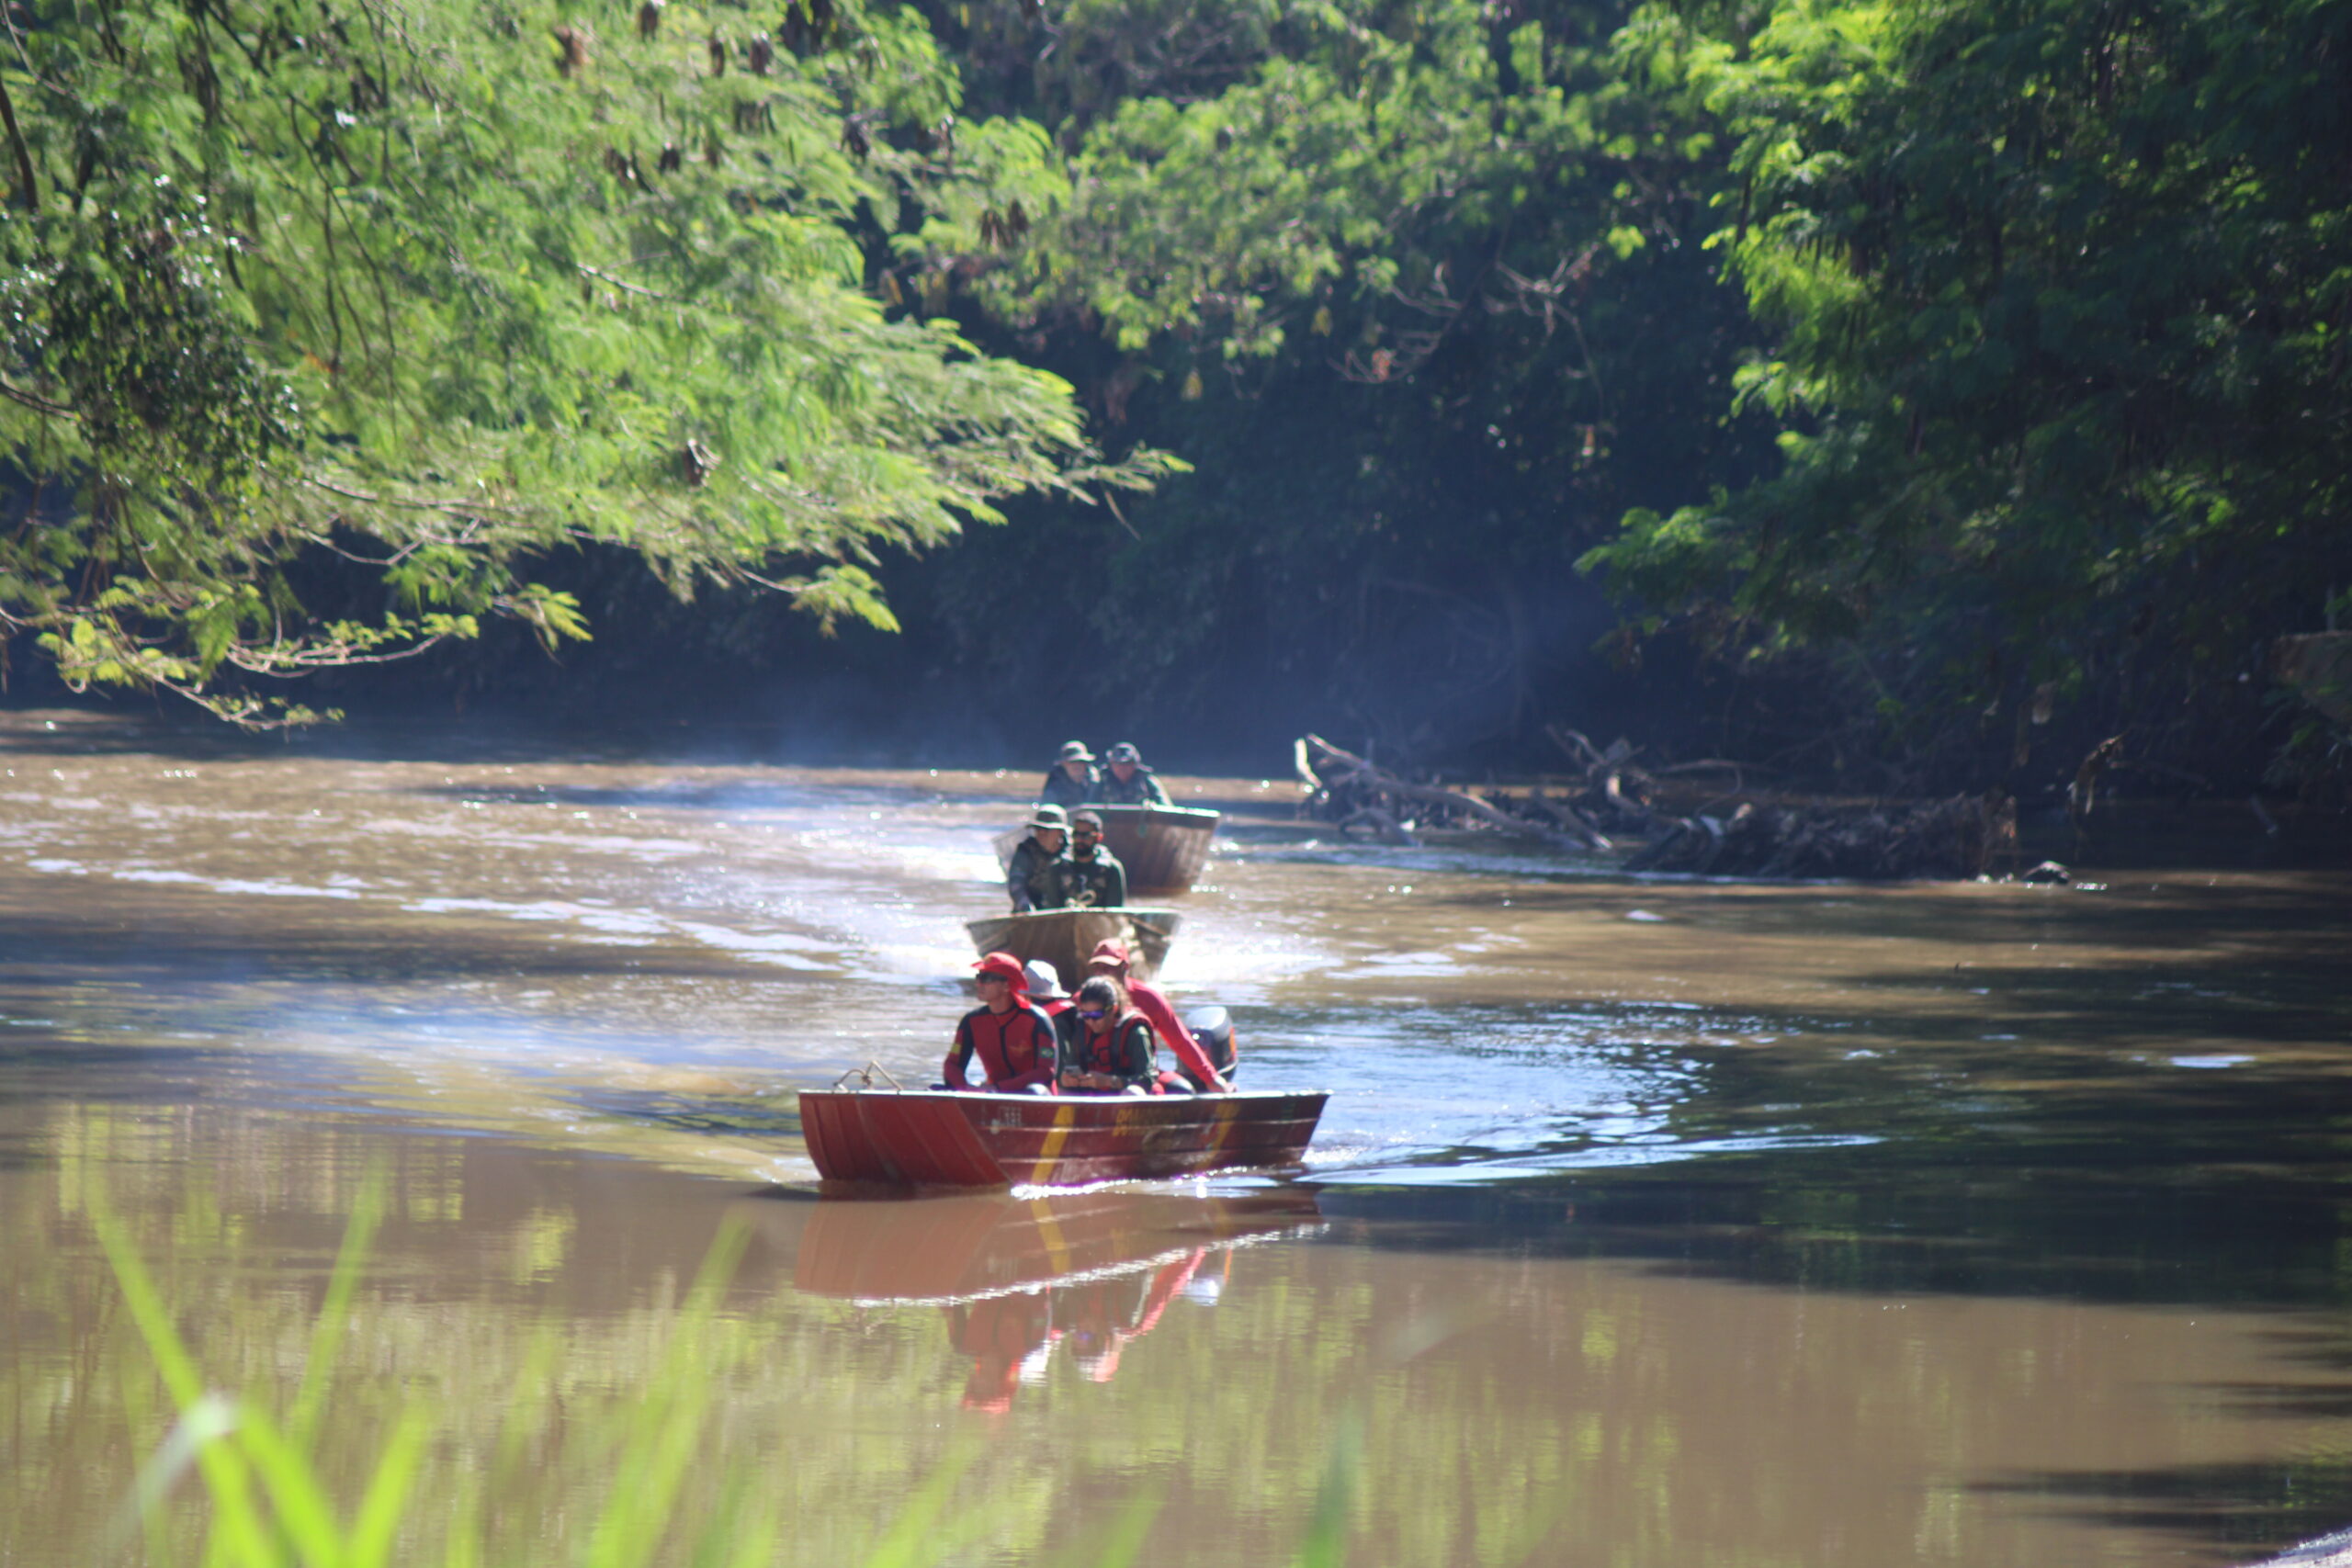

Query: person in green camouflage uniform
left=1038, top=741, right=1098, bottom=811
left=1043, top=809, right=1128, bottom=909
left=1005, top=805, right=1069, bottom=913
left=1089, top=742, right=1172, bottom=807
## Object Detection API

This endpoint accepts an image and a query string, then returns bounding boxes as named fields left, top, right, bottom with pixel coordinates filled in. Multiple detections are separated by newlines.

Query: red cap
left=972, top=952, right=1028, bottom=987
left=1084, top=939, right=1131, bottom=971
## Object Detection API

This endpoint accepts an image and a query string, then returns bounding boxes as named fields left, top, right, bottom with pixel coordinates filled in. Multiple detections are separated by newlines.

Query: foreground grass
left=85, top=1176, right=1351, bottom=1568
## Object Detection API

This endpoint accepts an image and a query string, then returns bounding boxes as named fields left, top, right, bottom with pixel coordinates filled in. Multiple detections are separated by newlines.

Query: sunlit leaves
left=1583, top=0, right=2352, bottom=775
left=0, top=0, right=1170, bottom=723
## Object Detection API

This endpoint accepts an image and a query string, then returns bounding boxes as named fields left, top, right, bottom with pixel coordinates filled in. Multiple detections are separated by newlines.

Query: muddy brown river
left=5, top=708, right=2350, bottom=1566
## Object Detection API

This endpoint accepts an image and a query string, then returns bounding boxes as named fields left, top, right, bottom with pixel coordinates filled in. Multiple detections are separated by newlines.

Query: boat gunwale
left=801, top=1087, right=1329, bottom=1107
left=798, top=1086, right=1331, bottom=1189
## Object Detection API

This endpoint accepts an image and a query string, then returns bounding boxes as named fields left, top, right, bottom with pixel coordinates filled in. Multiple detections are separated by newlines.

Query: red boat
left=798, top=1085, right=1329, bottom=1188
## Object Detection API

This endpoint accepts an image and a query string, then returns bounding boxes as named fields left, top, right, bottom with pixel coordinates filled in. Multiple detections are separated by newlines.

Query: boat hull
left=993, top=806, right=1219, bottom=896
left=966, top=907, right=1180, bottom=989
left=798, top=1088, right=1329, bottom=1189
left=1092, top=806, right=1218, bottom=895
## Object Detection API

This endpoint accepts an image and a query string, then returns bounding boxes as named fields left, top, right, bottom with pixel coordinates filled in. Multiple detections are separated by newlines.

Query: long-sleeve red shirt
left=1123, top=978, right=1227, bottom=1090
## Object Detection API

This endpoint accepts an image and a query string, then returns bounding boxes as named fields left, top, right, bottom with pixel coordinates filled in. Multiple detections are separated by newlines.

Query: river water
left=5, top=707, right=2350, bottom=1566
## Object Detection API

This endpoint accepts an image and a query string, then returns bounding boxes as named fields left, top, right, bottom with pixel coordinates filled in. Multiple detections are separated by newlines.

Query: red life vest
left=948, top=1003, right=1057, bottom=1091
left=1066, top=1010, right=1155, bottom=1085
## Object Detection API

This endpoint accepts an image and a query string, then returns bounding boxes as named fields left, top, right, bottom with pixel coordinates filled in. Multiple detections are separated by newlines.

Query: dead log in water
left=1627, top=793, right=2018, bottom=880
left=1297, top=734, right=1610, bottom=851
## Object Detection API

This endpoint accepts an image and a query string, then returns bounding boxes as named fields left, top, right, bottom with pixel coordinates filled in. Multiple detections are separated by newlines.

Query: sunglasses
left=975, top=974, right=1010, bottom=985
left=1074, top=1008, right=1107, bottom=1020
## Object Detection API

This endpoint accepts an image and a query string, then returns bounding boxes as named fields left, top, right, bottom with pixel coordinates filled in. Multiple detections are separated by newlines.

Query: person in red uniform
left=942, top=952, right=1058, bottom=1094
left=1083, top=940, right=1231, bottom=1093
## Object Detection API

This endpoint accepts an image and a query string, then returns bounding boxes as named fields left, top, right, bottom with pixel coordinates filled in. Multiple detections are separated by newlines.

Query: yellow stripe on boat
left=1205, top=1095, right=1241, bottom=1156
left=1030, top=1101, right=1079, bottom=1185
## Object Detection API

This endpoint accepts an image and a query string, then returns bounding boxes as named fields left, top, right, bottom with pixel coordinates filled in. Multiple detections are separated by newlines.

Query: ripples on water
left=6, top=710, right=2352, bottom=1567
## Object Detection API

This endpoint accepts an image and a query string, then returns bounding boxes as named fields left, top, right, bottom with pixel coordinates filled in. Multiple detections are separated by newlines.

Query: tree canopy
left=1581, top=0, right=2352, bottom=781
left=0, top=0, right=1174, bottom=721
left=7, top=0, right=2345, bottom=795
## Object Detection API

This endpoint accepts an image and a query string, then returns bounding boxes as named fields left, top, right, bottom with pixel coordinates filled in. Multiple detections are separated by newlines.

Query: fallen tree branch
left=1338, top=805, right=1419, bottom=845
left=1299, top=733, right=1610, bottom=851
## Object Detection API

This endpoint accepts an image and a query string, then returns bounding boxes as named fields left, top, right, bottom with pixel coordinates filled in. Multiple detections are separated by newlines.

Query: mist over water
left=6, top=708, right=2352, bottom=1566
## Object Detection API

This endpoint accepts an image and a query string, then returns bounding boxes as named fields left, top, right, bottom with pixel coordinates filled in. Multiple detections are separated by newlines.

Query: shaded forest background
left=4, top=0, right=2346, bottom=804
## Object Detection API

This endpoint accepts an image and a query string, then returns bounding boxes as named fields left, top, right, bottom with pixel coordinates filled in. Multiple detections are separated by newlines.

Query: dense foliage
left=8, top=0, right=2345, bottom=795
left=0, top=0, right=1173, bottom=721
left=866, top=0, right=1774, bottom=761
left=1583, top=0, right=2352, bottom=786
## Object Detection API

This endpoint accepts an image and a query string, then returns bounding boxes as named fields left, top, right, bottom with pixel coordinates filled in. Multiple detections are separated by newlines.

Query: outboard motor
left=1182, top=1005, right=1238, bottom=1089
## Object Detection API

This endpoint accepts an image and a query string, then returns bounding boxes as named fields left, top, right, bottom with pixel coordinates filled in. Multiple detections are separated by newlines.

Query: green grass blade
left=678, top=1472, right=777, bottom=1568
left=718, top=1483, right=783, bottom=1568
left=439, top=1467, right=483, bottom=1568
left=230, top=1405, right=349, bottom=1568
left=857, top=1446, right=977, bottom=1568
left=345, top=1408, right=434, bottom=1568
left=583, top=1220, right=752, bottom=1568
left=290, top=1168, right=390, bottom=1452
left=1293, top=1416, right=1363, bottom=1568
left=1046, top=1487, right=1162, bottom=1568
left=106, top=1392, right=237, bottom=1563
left=490, top=1324, right=565, bottom=1488
left=88, top=1192, right=286, bottom=1568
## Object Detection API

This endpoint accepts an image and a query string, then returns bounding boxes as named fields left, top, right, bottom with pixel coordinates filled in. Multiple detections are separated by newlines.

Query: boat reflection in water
left=791, top=1187, right=1324, bottom=1411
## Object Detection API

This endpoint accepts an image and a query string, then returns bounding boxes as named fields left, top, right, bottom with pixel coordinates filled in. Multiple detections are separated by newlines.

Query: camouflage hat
left=1056, top=739, right=1095, bottom=763
left=1070, top=808, right=1104, bottom=830
left=1105, top=742, right=1141, bottom=763
left=1027, top=803, right=1070, bottom=831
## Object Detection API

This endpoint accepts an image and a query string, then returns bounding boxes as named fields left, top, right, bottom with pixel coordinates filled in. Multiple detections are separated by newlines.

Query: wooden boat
left=992, top=804, right=1219, bottom=896
left=1092, top=805, right=1219, bottom=895
left=965, top=906, right=1180, bottom=990
left=788, top=1187, right=1325, bottom=1303
left=798, top=1085, right=1329, bottom=1188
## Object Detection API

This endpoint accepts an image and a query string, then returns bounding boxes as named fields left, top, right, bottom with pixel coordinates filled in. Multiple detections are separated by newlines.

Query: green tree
left=1582, top=0, right=2352, bottom=784
left=876, top=0, right=1770, bottom=754
left=0, top=0, right=1175, bottom=722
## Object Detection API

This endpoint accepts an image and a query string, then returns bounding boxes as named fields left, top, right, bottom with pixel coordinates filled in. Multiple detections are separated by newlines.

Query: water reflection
left=782, top=1190, right=1324, bottom=1410
left=10, top=708, right=2352, bottom=1564
left=14, top=1060, right=2352, bottom=1563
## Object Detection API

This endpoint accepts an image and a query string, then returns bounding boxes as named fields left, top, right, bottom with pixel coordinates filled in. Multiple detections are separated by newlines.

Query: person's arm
left=1131, top=985, right=1228, bottom=1091
left=1006, top=846, right=1036, bottom=912
left=1102, top=856, right=1127, bottom=909
left=1145, top=772, right=1173, bottom=806
left=1114, top=1018, right=1157, bottom=1089
left=943, top=1015, right=980, bottom=1091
